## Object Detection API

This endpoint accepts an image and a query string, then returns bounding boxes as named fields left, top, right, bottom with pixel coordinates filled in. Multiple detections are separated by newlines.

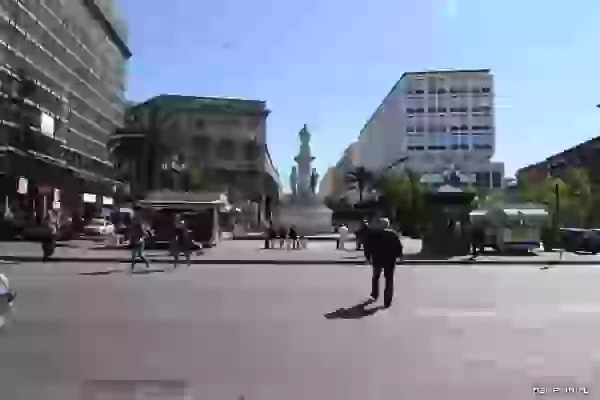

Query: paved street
left=0, top=262, right=598, bottom=399
left=1, top=239, right=599, bottom=264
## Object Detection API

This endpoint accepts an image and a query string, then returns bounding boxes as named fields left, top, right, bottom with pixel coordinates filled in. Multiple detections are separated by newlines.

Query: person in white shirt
left=338, top=224, right=349, bottom=250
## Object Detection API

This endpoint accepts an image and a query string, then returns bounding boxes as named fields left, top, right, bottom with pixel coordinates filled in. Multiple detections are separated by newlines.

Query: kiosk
left=138, top=191, right=231, bottom=248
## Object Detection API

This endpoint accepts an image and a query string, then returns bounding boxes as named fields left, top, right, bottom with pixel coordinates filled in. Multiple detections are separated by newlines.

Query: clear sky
left=121, top=0, right=600, bottom=182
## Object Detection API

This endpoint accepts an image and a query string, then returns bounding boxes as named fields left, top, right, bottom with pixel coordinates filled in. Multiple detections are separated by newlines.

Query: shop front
left=0, top=146, right=122, bottom=234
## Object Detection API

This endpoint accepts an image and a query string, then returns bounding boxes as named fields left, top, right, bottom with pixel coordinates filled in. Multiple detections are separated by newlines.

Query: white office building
left=355, top=69, right=504, bottom=188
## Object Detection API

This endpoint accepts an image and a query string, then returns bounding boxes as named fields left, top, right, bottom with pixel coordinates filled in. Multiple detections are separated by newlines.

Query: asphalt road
left=0, top=262, right=598, bottom=399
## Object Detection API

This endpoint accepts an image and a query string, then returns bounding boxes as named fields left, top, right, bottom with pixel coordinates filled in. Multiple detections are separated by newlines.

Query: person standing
left=470, top=224, right=485, bottom=259
left=171, top=214, right=192, bottom=268
left=356, top=220, right=369, bottom=250
left=365, top=218, right=403, bottom=308
left=288, top=225, right=298, bottom=250
left=278, top=226, right=287, bottom=248
left=338, top=224, right=349, bottom=250
left=130, top=214, right=151, bottom=272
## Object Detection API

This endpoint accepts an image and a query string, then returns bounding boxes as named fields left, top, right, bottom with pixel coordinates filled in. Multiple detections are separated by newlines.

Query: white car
left=83, top=219, right=115, bottom=236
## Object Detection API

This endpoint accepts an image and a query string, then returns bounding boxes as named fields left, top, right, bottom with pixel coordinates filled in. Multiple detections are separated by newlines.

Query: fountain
left=273, top=125, right=333, bottom=234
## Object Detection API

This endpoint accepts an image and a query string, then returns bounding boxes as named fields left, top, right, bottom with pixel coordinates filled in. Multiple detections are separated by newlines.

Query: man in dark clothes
left=364, top=217, right=403, bottom=308
left=356, top=220, right=369, bottom=250
left=171, top=214, right=193, bottom=268
left=41, top=216, right=58, bottom=262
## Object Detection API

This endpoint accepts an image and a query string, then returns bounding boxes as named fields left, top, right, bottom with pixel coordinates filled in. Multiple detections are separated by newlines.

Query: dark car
left=559, top=228, right=600, bottom=254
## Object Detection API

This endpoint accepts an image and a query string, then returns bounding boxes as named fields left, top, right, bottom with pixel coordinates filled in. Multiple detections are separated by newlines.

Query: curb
left=231, top=236, right=350, bottom=241
left=0, top=256, right=597, bottom=265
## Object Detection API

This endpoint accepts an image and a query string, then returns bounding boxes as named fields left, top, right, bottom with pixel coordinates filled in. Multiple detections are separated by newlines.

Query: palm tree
left=345, top=166, right=376, bottom=203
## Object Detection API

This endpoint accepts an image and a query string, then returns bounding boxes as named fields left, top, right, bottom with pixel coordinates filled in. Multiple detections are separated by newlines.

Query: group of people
left=128, top=213, right=198, bottom=272
left=38, top=210, right=199, bottom=272
left=264, top=225, right=305, bottom=250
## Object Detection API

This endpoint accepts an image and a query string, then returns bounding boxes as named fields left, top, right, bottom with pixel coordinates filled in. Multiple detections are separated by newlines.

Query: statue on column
left=290, top=166, right=298, bottom=198
left=294, top=124, right=315, bottom=198
left=310, top=168, right=319, bottom=195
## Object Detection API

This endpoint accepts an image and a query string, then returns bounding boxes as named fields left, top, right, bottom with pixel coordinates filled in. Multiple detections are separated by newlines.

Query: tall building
left=517, top=135, right=600, bottom=186
left=0, top=0, right=131, bottom=219
left=355, top=69, right=504, bottom=188
left=110, top=95, right=281, bottom=226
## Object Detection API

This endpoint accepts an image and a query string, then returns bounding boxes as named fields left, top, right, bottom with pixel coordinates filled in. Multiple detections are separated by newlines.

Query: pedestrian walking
left=130, top=215, right=151, bottom=272
left=41, top=216, right=57, bottom=262
left=171, top=214, right=192, bottom=268
left=365, top=218, right=403, bottom=308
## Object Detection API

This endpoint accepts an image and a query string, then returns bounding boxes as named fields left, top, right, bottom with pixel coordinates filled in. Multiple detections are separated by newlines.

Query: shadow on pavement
left=79, top=268, right=168, bottom=276
left=324, top=299, right=382, bottom=320
left=131, top=268, right=168, bottom=275
left=403, top=251, right=453, bottom=261
left=79, top=269, right=122, bottom=276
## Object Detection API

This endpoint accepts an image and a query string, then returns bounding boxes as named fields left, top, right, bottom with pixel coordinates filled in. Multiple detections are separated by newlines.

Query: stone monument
left=274, top=125, right=333, bottom=234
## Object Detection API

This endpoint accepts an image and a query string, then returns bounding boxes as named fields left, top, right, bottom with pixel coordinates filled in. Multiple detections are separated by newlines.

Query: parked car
left=559, top=228, right=600, bottom=254
left=83, top=219, right=115, bottom=236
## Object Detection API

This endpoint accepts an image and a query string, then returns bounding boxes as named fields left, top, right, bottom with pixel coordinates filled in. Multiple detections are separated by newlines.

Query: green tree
left=378, top=170, right=424, bottom=235
left=345, top=166, right=376, bottom=203
left=516, top=168, right=593, bottom=227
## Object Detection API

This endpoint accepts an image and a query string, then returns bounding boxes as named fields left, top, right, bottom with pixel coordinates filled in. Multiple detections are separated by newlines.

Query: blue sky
left=121, top=0, right=600, bottom=181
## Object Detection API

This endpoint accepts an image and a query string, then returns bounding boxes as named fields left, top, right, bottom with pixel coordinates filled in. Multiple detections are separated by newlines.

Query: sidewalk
left=0, top=239, right=599, bottom=265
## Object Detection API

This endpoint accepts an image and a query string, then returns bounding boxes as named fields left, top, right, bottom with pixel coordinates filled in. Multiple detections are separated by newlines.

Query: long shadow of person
left=324, top=299, right=382, bottom=320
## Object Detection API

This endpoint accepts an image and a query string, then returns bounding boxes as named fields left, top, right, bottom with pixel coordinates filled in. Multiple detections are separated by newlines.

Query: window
left=415, top=90, right=424, bottom=94
left=491, top=171, right=502, bottom=188
left=415, top=125, right=424, bottom=133
left=406, top=108, right=414, bottom=114
left=428, top=107, right=436, bottom=113
left=437, top=88, right=447, bottom=94
left=406, top=126, right=414, bottom=133
left=415, top=108, right=424, bottom=113
left=481, top=87, right=491, bottom=93
left=438, top=107, right=447, bottom=113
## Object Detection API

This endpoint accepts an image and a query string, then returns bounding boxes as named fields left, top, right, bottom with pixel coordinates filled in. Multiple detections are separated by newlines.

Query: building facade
left=517, top=135, right=600, bottom=186
left=0, top=0, right=130, bottom=221
left=355, top=69, right=504, bottom=189
left=110, top=95, right=281, bottom=225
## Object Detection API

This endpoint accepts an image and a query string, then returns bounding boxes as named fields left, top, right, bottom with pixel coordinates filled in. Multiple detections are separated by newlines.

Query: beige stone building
left=112, top=95, right=281, bottom=224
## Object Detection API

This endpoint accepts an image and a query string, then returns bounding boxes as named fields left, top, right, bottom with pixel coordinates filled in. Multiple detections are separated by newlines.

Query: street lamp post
left=548, top=160, right=564, bottom=228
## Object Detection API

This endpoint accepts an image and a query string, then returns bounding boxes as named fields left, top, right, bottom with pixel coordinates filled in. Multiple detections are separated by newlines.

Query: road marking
left=559, top=304, right=600, bottom=314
